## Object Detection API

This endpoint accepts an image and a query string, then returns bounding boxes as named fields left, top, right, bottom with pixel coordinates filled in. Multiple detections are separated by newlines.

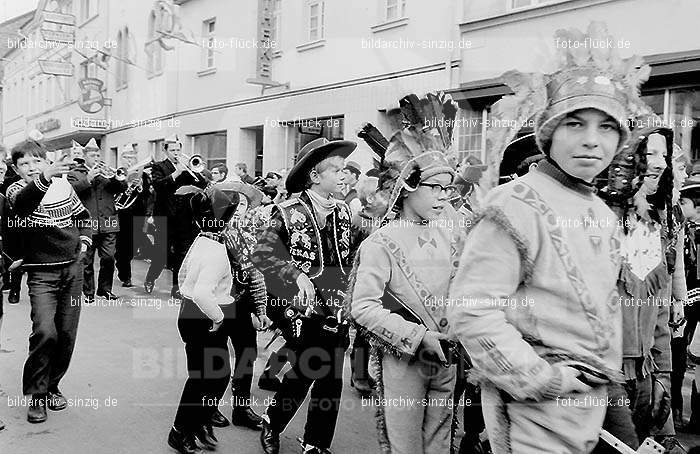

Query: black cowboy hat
left=175, top=184, right=240, bottom=232
left=286, top=138, right=357, bottom=193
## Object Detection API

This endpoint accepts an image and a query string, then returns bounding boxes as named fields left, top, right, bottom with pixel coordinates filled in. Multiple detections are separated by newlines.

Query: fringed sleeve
left=448, top=215, right=565, bottom=401
left=345, top=238, right=427, bottom=359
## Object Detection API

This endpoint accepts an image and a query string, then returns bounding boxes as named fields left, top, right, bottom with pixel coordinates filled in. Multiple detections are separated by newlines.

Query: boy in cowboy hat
left=252, top=138, right=356, bottom=454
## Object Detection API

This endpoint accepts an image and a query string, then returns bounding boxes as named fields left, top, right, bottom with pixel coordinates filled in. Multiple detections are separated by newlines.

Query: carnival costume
left=346, top=92, right=465, bottom=454
left=252, top=138, right=356, bottom=454
left=448, top=22, right=650, bottom=453
left=593, top=115, right=688, bottom=452
left=169, top=184, right=267, bottom=454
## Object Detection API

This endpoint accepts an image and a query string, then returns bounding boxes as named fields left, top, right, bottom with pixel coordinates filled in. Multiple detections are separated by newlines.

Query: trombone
left=163, top=148, right=206, bottom=178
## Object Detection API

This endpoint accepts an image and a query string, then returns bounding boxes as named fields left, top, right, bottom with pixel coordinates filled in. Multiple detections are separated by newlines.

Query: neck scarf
left=306, top=189, right=336, bottom=228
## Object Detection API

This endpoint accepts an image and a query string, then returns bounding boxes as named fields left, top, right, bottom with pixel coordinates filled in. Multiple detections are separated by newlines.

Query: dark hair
left=214, top=164, right=228, bottom=179
left=344, top=166, right=361, bottom=179
left=11, top=140, right=47, bottom=165
left=235, top=162, right=248, bottom=174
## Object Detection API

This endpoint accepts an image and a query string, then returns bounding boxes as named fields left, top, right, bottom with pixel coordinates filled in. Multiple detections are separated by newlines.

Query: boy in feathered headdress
left=346, top=92, right=465, bottom=454
left=447, top=22, right=646, bottom=453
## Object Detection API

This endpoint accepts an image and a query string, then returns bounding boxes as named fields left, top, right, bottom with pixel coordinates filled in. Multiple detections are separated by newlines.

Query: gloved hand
left=650, top=372, right=671, bottom=429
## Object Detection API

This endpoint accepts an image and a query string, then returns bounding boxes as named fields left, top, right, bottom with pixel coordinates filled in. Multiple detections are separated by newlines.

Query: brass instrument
left=188, top=154, right=206, bottom=173
left=89, top=160, right=128, bottom=181
left=163, top=148, right=205, bottom=178
left=115, top=157, right=153, bottom=210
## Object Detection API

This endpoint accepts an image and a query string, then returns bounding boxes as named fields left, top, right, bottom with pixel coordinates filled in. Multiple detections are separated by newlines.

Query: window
left=121, top=27, right=130, bottom=86
left=669, top=89, right=700, bottom=162
left=202, top=18, right=216, bottom=70
left=109, top=147, right=118, bottom=167
left=270, top=0, right=282, bottom=47
left=385, top=0, right=406, bottom=21
left=116, top=27, right=129, bottom=88
left=62, top=61, right=72, bottom=101
left=457, top=107, right=485, bottom=162
left=116, top=30, right=123, bottom=87
left=38, top=80, right=45, bottom=112
left=307, top=1, right=325, bottom=42
left=192, top=132, right=227, bottom=169
left=53, top=77, right=61, bottom=106
left=147, top=11, right=163, bottom=76
left=150, top=139, right=165, bottom=160
left=641, top=89, right=700, bottom=163
left=80, top=0, right=97, bottom=23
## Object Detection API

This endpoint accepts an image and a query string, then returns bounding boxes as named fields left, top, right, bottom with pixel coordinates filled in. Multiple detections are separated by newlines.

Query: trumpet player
left=67, top=138, right=127, bottom=303
left=115, top=146, right=152, bottom=289
left=144, top=135, right=207, bottom=299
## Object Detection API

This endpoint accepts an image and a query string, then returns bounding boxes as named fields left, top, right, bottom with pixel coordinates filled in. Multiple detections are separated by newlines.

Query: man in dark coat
left=114, top=146, right=152, bottom=288
left=68, top=139, right=127, bottom=302
left=144, top=135, right=207, bottom=297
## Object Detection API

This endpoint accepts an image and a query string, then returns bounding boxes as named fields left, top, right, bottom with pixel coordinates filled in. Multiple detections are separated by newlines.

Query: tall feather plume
left=589, top=22, right=612, bottom=71
left=425, top=92, right=458, bottom=150
left=483, top=70, right=547, bottom=190
left=357, top=122, right=389, bottom=170
left=399, top=94, right=424, bottom=130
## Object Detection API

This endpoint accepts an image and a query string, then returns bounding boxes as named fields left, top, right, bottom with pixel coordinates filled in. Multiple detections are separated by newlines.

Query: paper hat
left=84, top=138, right=99, bottom=150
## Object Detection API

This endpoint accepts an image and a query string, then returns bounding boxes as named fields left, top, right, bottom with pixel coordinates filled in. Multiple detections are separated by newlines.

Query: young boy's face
left=16, top=154, right=48, bottom=183
left=310, top=156, right=345, bottom=196
left=549, top=108, right=621, bottom=183
left=0, top=161, right=7, bottom=184
left=402, top=172, right=454, bottom=222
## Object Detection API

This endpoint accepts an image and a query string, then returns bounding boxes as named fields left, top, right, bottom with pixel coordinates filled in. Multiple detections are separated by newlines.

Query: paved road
left=0, top=259, right=698, bottom=453
left=0, top=260, right=378, bottom=454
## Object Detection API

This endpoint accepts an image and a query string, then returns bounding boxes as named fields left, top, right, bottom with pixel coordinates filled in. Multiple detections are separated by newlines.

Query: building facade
left=454, top=0, right=700, bottom=164
left=3, top=0, right=696, bottom=173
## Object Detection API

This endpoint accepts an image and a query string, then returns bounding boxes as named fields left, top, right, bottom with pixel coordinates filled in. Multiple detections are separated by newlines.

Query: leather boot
left=687, top=380, right=700, bottom=434
left=27, top=395, right=47, bottom=424
left=167, top=427, right=201, bottom=454
left=232, top=405, right=263, bottom=430
left=209, top=408, right=230, bottom=427
left=193, top=424, right=218, bottom=450
left=260, top=417, right=280, bottom=454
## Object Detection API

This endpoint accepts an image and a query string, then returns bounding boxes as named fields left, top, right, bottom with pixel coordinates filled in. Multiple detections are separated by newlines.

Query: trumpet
left=89, top=161, right=128, bottom=181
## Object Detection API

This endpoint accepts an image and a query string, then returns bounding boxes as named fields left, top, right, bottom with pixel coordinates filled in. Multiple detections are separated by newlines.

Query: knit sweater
left=448, top=161, right=623, bottom=401
left=7, top=175, right=92, bottom=267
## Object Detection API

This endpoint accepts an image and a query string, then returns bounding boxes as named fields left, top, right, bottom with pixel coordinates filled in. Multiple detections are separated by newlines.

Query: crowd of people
left=2, top=21, right=700, bottom=454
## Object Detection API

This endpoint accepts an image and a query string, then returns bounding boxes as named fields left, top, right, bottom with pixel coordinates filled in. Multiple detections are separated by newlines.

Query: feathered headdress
left=361, top=92, right=458, bottom=223
left=484, top=21, right=651, bottom=190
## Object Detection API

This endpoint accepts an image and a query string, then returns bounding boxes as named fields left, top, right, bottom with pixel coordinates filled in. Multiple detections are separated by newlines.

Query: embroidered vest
left=277, top=197, right=352, bottom=279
